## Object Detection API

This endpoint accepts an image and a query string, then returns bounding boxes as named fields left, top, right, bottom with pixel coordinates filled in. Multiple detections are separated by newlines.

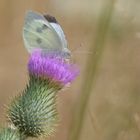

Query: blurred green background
left=1, top=0, right=140, bottom=140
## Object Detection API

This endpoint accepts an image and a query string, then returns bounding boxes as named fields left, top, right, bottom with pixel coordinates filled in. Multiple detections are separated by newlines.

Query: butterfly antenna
left=72, top=43, right=93, bottom=55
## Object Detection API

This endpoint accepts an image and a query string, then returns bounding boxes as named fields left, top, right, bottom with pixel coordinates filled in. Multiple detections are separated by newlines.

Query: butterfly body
left=23, top=11, right=71, bottom=58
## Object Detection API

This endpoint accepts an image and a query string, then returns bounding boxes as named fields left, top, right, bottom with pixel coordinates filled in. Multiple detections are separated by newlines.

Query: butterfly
left=23, top=11, right=71, bottom=58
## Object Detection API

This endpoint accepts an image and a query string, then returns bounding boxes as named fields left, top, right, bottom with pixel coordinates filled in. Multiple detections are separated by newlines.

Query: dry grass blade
left=69, top=0, right=116, bottom=140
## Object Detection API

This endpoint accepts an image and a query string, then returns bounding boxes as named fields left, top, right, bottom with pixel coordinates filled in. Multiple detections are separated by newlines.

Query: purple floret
left=28, top=50, right=79, bottom=85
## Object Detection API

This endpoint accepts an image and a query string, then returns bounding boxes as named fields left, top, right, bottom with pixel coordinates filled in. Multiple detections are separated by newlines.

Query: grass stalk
left=69, top=0, right=116, bottom=140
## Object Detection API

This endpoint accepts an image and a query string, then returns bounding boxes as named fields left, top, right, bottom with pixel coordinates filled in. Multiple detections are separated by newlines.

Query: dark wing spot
left=36, top=27, right=43, bottom=33
left=44, top=14, right=58, bottom=23
left=36, top=38, right=42, bottom=44
left=36, top=25, right=48, bottom=33
left=42, top=24, right=48, bottom=30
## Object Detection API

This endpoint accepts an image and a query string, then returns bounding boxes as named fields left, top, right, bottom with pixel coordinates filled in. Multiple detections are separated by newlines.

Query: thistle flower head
left=28, top=50, right=79, bottom=87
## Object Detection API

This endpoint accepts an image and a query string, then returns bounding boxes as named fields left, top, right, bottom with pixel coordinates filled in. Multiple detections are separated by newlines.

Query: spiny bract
left=8, top=77, right=58, bottom=137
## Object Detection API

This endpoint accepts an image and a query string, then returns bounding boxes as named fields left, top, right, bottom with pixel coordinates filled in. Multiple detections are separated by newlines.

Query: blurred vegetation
left=0, top=0, right=140, bottom=140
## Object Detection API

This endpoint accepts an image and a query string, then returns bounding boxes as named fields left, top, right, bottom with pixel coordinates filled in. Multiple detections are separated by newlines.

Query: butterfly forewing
left=23, top=11, right=63, bottom=53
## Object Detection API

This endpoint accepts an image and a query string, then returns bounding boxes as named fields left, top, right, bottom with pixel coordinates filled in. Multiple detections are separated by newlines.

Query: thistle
left=8, top=50, right=79, bottom=138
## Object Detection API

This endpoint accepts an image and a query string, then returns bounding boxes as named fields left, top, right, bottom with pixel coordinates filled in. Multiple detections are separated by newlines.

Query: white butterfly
left=23, top=11, right=71, bottom=58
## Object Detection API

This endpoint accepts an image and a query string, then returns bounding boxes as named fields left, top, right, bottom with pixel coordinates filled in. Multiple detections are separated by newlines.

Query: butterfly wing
left=23, top=11, right=63, bottom=54
left=50, top=22, right=71, bottom=57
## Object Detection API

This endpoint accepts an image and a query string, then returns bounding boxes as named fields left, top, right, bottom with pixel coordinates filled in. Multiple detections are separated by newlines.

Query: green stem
left=69, top=1, right=116, bottom=140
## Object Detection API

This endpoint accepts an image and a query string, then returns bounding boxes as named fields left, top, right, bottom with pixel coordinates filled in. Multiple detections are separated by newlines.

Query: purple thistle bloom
left=28, top=50, right=79, bottom=86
